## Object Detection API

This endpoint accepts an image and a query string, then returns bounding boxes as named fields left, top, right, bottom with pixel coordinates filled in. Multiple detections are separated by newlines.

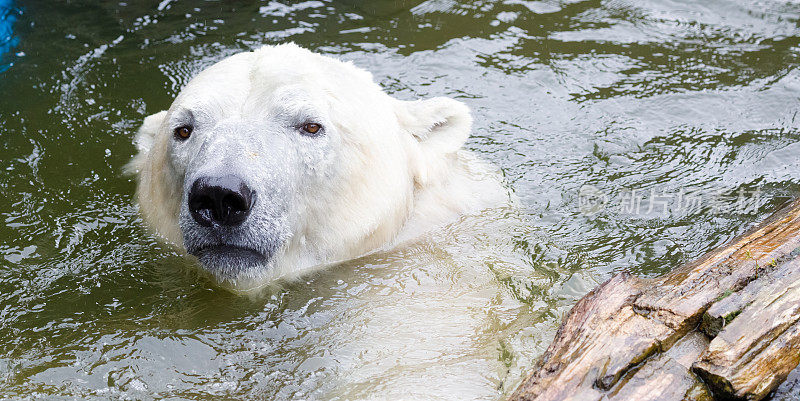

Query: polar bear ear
left=396, top=97, right=472, bottom=156
left=125, top=110, right=184, bottom=246
left=124, top=111, right=167, bottom=175
left=135, top=110, right=168, bottom=154
left=124, top=110, right=167, bottom=176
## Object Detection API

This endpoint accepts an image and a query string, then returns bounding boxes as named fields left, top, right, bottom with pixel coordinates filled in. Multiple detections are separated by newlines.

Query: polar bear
left=128, top=43, right=509, bottom=289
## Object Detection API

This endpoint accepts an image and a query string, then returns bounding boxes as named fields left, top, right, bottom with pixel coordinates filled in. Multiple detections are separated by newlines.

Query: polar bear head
left=128, top=43, right=472, bottom=288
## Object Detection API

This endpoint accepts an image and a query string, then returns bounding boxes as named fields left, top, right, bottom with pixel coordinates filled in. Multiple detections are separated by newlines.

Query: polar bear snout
left=188, top=175, right=256, bottom=228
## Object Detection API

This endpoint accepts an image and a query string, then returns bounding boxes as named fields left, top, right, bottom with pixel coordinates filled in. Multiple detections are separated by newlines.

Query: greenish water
left=1, top=0, right=799, bottom=399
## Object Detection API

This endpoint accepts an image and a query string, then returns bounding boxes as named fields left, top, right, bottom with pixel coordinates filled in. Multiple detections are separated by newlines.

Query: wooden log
left=607, top=332, right=712, bottom=401
left=701, top=250, right=800, bottom=337
left=510, top=199, right=800, bottom=401
left=692, top=257, right=800, bottom=399
left=771, top=363, right=800, bottom=399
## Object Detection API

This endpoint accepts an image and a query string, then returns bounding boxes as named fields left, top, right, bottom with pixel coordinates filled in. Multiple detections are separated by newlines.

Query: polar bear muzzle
left=188, top=174, right=256, bottom=228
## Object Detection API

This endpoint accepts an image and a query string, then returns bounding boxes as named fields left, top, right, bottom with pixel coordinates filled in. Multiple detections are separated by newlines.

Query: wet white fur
left=127, top=43, right=509, bottom=289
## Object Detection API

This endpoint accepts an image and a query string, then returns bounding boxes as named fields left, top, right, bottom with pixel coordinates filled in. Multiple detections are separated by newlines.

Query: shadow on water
left=0, top=0, right=799, bottom=399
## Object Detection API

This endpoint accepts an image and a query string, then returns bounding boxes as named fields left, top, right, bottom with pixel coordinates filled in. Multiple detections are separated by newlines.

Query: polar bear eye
left=300, top=122, right=322, bottom=136
left=174, top=125, right=193, bottom=140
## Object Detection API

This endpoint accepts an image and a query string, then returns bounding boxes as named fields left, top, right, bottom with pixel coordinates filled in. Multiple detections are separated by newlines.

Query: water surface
left=1, top=0, right=799, bottom=399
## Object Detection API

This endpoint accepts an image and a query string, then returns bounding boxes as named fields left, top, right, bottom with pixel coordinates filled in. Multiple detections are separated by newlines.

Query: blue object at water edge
left=0, top=0, right=20, bottom=73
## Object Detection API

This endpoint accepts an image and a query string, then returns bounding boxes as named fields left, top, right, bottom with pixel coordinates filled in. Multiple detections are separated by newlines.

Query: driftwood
left=511, top=199, right=800, bottom=401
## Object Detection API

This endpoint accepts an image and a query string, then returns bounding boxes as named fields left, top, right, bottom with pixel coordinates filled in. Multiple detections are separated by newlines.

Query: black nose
left=188, top=175, right=256, bottom=227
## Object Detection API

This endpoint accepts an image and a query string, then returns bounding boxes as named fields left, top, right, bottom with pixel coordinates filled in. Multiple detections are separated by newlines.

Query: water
left=1, top=0, right=799, bottom=399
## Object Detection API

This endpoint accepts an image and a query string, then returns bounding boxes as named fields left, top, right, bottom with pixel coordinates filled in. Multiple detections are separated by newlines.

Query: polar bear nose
left=188, top=175, right=256, bottom=227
